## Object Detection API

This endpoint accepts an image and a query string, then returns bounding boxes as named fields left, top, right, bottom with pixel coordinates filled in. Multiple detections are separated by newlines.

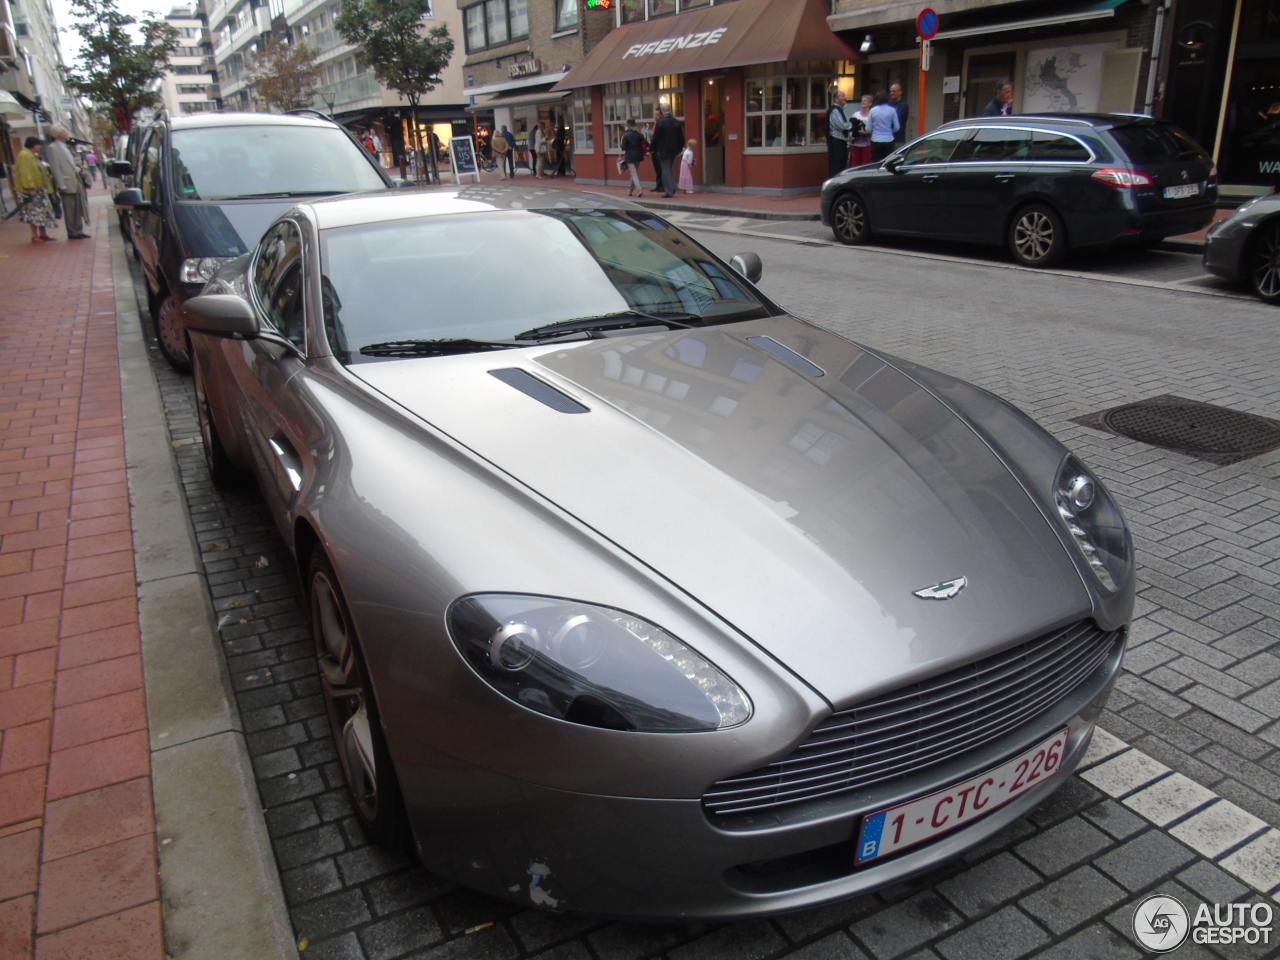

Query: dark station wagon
left=821, top=114, right=1218, bottom=267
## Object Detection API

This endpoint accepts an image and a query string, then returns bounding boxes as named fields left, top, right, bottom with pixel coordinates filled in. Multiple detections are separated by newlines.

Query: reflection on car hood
left=174, top=199, right=299, bottom=258
left=350, top=316, right=1090, bottom=706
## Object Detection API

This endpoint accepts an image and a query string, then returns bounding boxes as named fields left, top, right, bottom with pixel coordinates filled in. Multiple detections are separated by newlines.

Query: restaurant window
left=463, top=0, right=528, bottom=52
left=621, top=0, right=714, bottom=20
left=602, top=76, right=683, bottom=151
left=555, top=0, right=578, bottom=32
left=744, top=61, right=856, bottom=151
left=572, top=94, right=594, bottom=153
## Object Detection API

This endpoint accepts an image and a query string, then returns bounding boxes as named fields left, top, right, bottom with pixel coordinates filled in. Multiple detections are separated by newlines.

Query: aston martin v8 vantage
left=186, top=185, right=1133, bottom=920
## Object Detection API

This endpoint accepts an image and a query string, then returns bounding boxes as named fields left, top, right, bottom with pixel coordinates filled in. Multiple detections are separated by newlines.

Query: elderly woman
left=14, top=136, right=56, bottom=243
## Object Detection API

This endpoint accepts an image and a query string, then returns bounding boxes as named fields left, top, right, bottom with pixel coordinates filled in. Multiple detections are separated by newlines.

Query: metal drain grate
left=1075, top=395, right=1280, bottom=465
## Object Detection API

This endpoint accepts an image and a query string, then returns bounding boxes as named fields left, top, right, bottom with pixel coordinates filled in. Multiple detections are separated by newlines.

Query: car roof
left=300, top=185, right=646, bottom=231
left=938, top=112, right=1160, bottom=132
left=165, top=111, right=340, bottom=132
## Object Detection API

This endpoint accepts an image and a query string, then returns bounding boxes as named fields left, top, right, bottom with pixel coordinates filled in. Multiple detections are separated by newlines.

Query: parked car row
left=819, top=112, right=1279, bottom=306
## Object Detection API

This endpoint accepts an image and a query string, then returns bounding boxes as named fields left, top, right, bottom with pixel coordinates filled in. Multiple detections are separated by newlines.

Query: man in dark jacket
left=889, top=82, right=909, bottom=146
left=983, top=80, right=1015, bottom=117
left=650, top=106, right=685, bottom=198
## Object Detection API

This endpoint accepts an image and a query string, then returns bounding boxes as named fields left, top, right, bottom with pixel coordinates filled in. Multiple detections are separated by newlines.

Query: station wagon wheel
left=193, top=360, right=241, bottom=488
left=309, top=551, right=411, bottom=848
left=832, top=193, right=872, bottom=245
left=1248, top=220, right=1280, bottom=305
left=153, top=291, right=193, bottom=373
left=1008, top=203, right=1066, bottom=268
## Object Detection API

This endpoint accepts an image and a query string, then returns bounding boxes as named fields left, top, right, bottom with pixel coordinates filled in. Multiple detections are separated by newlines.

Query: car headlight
left=448, top=594, right=751, bottom=732
left=1053, top=455, right=1131, bottom=592
left=180, top=257, right=233, bottom=284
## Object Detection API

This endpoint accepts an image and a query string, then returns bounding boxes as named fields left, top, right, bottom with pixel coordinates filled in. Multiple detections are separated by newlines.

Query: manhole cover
left=1075, top=395, right=1280, bottom=465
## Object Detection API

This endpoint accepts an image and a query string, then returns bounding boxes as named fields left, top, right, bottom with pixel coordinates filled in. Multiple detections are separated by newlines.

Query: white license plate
left=1164, top=183, right=1201, bottom=199
left=855, top=728, right=1069, bottom=865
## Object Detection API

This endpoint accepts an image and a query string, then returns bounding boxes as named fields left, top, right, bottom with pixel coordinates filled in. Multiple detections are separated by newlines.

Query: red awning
left=551, top=0, right=859, bottom=91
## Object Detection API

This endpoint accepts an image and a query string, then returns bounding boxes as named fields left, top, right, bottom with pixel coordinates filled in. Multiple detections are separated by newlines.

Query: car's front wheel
left=309, top=551, right=412, bottom=848
left=1008, top=203, right=1067, bottom=267
left=1247, top=219, right=1280, bottom=305
left=831, top=193, right=872, bottom=245
left=193, top=361, right=241, bottom=488
left=153, top=290, right=192, bottom=373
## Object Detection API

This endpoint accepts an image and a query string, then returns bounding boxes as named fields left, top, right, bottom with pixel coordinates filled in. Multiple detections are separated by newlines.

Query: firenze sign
left=622, top=27, right=728, bottom=60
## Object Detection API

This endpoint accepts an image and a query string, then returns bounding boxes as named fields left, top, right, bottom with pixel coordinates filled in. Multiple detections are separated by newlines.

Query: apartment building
left=154, top=5, right=217, bottom=117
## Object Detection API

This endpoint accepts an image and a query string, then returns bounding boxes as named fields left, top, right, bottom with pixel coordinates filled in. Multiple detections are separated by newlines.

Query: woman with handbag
left=619, top=119, right=647, bottom=197
left=14, top=137, right=56, bottom=243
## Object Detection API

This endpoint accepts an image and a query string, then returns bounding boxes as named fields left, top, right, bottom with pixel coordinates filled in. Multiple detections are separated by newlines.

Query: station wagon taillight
left=1091, top=168, right=1154, bottom=187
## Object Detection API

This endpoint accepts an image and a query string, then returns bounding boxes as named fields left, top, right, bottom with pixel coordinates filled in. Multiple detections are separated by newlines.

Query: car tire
left=153, top=289, right=193, bottom=373
left=193, top=361, right=241, bottom=488
left=831, top=192, right=872, bottom=245
left=309, top=551, right=413, bottom=849
left=1246, top=219, right=1280, bottom=305
left=1008, top=203, right=1067, bottom=268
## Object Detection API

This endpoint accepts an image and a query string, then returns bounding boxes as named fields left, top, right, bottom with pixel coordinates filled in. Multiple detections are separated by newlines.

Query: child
left=678, top=138, right=697, bottom=194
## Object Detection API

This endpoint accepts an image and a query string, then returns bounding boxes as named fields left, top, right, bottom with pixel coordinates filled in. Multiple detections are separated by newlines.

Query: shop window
left=555, top=0, right=577, bottom=32
left=463, top=0, right=527, bottom=52
left=603, top=77, right=682, bottom=152
left=621, top=0, right=713, bottom=19
left=745, top=62, right=854, bottom=151
left=572, top=95, right=594, bottom=153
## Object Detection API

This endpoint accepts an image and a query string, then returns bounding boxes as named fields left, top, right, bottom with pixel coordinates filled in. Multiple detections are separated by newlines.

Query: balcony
left=313, top=72, right=381, bottom=112
left=207, top=83, right=221, bottom=100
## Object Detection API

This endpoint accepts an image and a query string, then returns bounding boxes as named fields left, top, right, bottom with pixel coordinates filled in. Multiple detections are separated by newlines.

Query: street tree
left=246, top=38, right=322, bottom=113
left=334, top=0, right=453, bottom=182
left=63, top=0, right=179, bottom=134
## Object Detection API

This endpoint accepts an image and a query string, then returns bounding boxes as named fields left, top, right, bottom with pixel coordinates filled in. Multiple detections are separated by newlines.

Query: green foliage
left=63, top=0, right=180, bottom=133
left=334, top=0, right=453, bottom=109
left=247, top=39, right=322, bottom=112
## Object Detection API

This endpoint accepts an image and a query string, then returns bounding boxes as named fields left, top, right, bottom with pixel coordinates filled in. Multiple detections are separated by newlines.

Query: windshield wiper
left=515, top=310, right=696, bottom=342
left=216, top=190, right=350, bottom=200
left=358, top=338, right=516, bottom=357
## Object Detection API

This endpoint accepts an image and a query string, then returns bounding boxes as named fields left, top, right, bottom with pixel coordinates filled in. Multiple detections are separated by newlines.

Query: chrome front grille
left=703, top=620, right=1122, bottom=817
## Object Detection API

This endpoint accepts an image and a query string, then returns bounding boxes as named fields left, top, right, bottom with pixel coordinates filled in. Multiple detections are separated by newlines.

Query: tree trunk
left=408, top=97, right=426, bottom=184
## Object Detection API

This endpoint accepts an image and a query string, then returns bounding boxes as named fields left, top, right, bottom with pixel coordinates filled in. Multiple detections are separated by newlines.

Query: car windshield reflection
left=319, top=209, right=772, bottom=363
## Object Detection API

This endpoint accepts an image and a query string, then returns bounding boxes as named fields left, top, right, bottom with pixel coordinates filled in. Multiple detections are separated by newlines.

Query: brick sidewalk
left=0, top=191, right=164, bottom=958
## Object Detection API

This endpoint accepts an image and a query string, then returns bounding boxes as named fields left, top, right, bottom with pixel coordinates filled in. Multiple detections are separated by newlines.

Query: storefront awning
left=934, top=0, right=1130, bottom=40
left=551, top=0, right=858, bottom=92
left=0, top=88, right=28, bottom=120
left=466, top=84, right=571, bottom=113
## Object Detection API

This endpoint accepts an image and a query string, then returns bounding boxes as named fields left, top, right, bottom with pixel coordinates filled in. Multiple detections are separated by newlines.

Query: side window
left=1029, top=131, right=1092, bottom=161
left=138, top=129, right=162, bottom=203
left=958, top=127, right=1031, bottom=162
left=252, top=222, right=306, bottom=349
left=900, top=129, right=971, bottom=165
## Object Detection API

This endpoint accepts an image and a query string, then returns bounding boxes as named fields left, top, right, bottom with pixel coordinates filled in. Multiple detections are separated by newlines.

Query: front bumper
left=398, top=632, right=1124, bottom=919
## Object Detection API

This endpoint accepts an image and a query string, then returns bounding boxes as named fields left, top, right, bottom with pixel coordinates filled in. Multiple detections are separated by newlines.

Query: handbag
left=49, top=190, right=63, bottom=220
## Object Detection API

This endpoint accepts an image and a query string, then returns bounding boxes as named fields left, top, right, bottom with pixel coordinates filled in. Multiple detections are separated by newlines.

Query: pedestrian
left=45, top=125, right=89, bottom=240
left=850, top=94, right=874, bottom=168
left=678, top=138, right=697, bottom=194
left=491, top=126, right=510, bottom=179
left=649, top=107, right=663, bottom=191
left=650, top=105, right=685, bottom=198
left=889, top=82, right=910, bottom=145
left=826, top=90, right=853, bottom=179
left=14, top=136, right=55, bottom=244
left=500, top=124, right=516, bottom=177
left=83, top=147, right=103, bottom=187
left=533, top=121, right=549, bottom=178
left=552, top=120, right=569, bottom=177
left=868, top=91, right=900, bottom=162
left=983, top=79, right=1015, bottom=117
left=619, top=118, right=647, bottom=197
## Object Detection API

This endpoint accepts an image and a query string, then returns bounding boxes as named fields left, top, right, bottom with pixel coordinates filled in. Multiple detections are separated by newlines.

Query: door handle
left=994, top=173, right=1016, bottom=180
left=922, top=174, right=940, bottom=183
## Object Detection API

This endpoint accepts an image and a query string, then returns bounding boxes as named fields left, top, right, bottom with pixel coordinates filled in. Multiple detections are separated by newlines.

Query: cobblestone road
left=126, top=221, right=1278, bottom=960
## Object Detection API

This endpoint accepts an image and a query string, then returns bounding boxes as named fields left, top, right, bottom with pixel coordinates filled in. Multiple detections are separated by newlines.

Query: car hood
left=174, top=199, right=299, bottom=258
left=349, top=317, right=1092, bottom=706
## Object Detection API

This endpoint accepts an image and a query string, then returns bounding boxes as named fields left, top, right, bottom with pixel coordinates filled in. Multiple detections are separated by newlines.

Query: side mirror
left=106, top=160, right=133, bottom=178
left=184, top=294, right=260, bottom=339
left=113, top=187, right=151, bottom=210
left=730, top=252, right=763, bottom=283
left=884, top=155, right=906, bottom=174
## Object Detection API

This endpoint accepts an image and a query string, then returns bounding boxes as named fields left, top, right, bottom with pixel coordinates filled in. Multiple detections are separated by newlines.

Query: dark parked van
left=820, top=114, right=1217, bottom=267
left=111, top=111, right=394, bottom=371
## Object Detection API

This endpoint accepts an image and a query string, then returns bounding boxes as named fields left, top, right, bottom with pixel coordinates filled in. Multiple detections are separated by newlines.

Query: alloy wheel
left=833, top=194, right=870, bottom=245
left=1009, top=204, right=1066, bottom=267
left=155, top=293, right=193, bottom=372
left=1249, top=221, right=1280, bottom=305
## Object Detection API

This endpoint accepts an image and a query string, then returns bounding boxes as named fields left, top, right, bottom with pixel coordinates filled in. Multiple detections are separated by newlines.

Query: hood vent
left=746, top=337, right=825, bottom=378
left=489, top=368, right=589, bottom=414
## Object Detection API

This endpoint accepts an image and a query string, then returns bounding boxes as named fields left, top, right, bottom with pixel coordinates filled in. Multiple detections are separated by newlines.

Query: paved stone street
left=116, top=213, right=1279, bottom=959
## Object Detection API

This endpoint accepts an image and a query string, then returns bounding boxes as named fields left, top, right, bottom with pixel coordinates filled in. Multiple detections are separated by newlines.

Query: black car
left=110, top=111, right=395, bottom=371
left=1202, top=192, right=1280, bottom=305
left=820, top=114, right=1218, bottom=268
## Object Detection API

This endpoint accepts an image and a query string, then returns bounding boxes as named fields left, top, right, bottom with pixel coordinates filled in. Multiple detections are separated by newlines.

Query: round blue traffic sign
left=917, top=7, right=938, bottom=39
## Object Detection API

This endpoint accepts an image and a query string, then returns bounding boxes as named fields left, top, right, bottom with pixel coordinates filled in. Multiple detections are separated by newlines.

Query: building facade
left=155, top=5, right=217, bottom=117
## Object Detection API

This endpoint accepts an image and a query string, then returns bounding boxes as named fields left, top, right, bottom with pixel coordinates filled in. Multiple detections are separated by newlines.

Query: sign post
left=916, top=8, right=938, bottom=139
left=449, top=135, right=481, bottom=184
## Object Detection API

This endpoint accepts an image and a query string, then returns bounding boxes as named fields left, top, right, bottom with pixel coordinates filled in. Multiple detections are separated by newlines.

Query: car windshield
left=319, top=209, right=773, bottom=363
left=170, top=125, right=387, bottom=201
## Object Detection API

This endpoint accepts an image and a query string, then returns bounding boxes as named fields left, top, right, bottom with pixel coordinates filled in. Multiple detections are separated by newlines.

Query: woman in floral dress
left=15, top=137, right=56, bottom=243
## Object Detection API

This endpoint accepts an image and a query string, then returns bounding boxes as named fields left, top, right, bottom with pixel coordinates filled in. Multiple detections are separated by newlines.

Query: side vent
left=746, top=337, right=825, bottom=378
left=489, top=368, right=589, bottom=414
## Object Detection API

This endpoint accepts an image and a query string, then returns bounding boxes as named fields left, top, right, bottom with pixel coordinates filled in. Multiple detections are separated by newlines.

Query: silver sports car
left=186, top=185, right=1134, bottom=920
